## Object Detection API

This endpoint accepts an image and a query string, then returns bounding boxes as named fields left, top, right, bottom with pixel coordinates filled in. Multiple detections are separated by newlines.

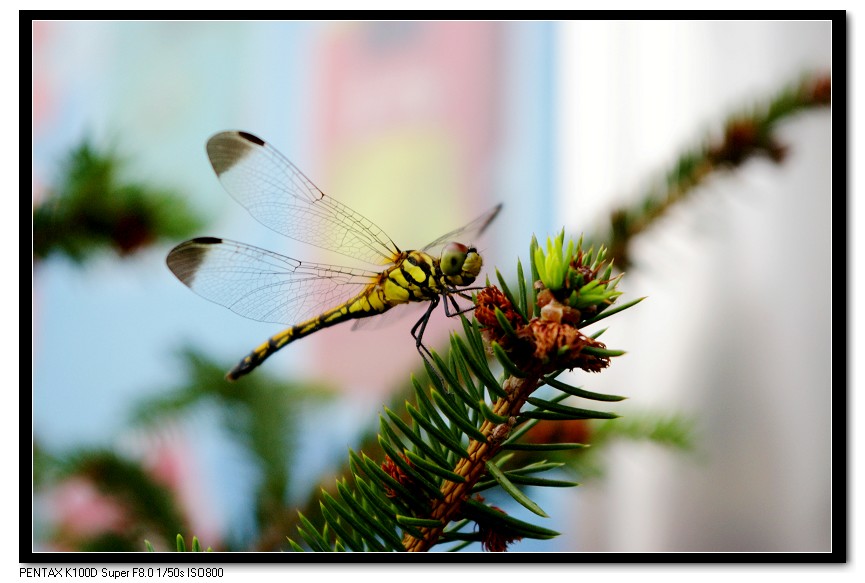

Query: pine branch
left=402, top=235, right=631, bottom=551
left=290, top=234, right=641, bottom=552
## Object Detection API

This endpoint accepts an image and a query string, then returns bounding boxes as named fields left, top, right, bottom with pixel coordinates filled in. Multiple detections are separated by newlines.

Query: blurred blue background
left=31, top=20, right=832, bottom=554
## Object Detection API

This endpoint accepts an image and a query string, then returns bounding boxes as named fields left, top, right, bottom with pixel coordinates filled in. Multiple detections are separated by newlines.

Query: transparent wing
left=421, top=203, right=502, bottom=254
left=166, top=237, right=379, bottom=326
left=206, top=131, right=400, bottom=265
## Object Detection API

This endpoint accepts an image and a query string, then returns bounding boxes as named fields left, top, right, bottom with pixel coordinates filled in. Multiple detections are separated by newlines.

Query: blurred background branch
left=33, top=138, right=202, bottom=264
left=593, top=71, right=831, bottom=268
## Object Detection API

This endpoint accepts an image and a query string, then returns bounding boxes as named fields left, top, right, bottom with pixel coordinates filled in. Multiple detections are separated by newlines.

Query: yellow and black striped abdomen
left=226, top=280, right=392, bottom=380
left=226, top=253, right=444, bottom=380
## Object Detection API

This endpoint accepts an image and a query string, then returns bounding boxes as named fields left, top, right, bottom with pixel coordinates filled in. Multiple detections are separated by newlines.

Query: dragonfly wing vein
left=167, top=237, right=379, bottom=326
left=207, top=131, right=399, bottom=265
left=420, top=203, right=502, bottom=254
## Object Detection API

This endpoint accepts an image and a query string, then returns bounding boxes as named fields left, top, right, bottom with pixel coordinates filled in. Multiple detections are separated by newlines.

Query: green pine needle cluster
left=534, top=231, right=576, bottom=291
left=531, top=231, right=624, bottom=313
left=145, top=534, right=212, bottom=552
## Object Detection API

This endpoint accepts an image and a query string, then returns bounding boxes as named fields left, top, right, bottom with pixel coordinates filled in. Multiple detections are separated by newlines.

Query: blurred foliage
left=34, top=348, right=337, bottom=552
left=33, top=138, right=202, bottom=263
left=35, top=447, right=185, bottom=552
left=33, top=440, right=59, bottom=489
left=130, top=348, right=338, bottom=551
left=518, top=413, right=695, bottom=480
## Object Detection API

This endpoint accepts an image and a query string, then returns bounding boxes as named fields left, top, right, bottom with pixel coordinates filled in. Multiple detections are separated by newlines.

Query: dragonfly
left=167, top=130, right=502, bottom=381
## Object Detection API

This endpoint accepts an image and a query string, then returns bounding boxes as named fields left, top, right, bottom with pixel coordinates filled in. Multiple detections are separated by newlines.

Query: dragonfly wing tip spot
left=237, top=131, right=265, bottom=146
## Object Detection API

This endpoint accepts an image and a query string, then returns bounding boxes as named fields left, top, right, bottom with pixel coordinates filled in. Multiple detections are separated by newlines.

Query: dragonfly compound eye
left=441, top=242, right=469, bottom=276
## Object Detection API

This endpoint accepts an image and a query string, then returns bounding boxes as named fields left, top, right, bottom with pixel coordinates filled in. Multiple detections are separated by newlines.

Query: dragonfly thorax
left=380, top=246, right=481, bottom=307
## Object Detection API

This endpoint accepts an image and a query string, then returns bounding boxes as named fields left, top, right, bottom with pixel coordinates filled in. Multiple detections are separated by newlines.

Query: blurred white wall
left=556, top=21, right=832, bottom=552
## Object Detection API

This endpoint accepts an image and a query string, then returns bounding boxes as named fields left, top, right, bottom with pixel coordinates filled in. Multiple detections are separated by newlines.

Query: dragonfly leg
left=411, top=295, right=440, bottom=356
left=411, top=296, right=448, bottom=385
left=411, top=287, right=484, bottom=386
left=442, top=288, right=481, bottom=318
left=445, top=296, right=474, bottom=317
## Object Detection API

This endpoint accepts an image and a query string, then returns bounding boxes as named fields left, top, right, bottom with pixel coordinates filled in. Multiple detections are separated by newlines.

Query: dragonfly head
left=440, top=242, right=483, bottom=285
